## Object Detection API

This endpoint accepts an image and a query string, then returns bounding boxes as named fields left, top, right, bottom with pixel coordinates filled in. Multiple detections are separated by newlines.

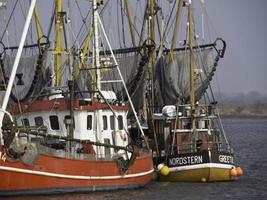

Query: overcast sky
left=205, top=0, right=267, bottom=95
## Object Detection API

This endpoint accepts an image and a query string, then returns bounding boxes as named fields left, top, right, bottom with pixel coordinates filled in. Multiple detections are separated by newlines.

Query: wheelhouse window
left=87, top=115, right=92, bottom=130
left=34, top=116, right=43, bottom=127
left=118, top=115, right=123, bottom=130
left=64, top=115, right=75, bottom=130
left=22, top=118, right=30, bottom=127
left=103, top=115, right=107, bottom=130
left=110, top=115, right=115, bottom=130
left=49, top=115, right=60, bottom=130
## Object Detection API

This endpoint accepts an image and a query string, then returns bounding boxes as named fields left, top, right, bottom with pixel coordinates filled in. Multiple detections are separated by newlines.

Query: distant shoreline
left=220, top=115, right=267, bottom=119
left=216, top=101, right=267, bottom=119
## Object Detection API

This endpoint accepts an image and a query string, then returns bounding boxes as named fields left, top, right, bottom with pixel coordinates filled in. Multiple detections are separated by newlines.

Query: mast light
left=0, top=2, right=7, bottom=9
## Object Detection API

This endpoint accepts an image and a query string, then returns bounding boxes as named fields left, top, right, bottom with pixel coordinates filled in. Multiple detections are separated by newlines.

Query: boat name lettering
left=218, top=155, right=234, bottom=164
left=169, top=155, right=203, bottom=166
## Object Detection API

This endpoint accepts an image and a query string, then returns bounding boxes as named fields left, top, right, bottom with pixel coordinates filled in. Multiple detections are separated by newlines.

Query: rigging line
left=18, top=1, right=26, bottom=25
left=75, top=0, right=85, bottom=21
left=77, top=0, right=110, bottom=49
left=194, top=34, right=211, bottom=92
left=54, top=58, right=69, bottom=87
left=12, top=81, right=25, bottom=129
left=192, top=7, right=215, bottom=102
left=29, top=0, right=37, bottom=46
left=200, top=1, right=219, bottom=38
left=20, top=0, right=33, bottom=45
left=199, top=0, right=205, bottom=40
left=195, top=51, right=216, bottom=103
left=214, top=70, right=224, bottom=105
left=202, top=89, right=207, bottom=105
left=204, top=15, right=213, bottom=49
left=133, top=1, right=138, bottom=37
left=161, top=0, right=177, bottom=47
left=155, top=5, right=162, bottom=47
left=119, top=1, right=141, bottom=42
left=74, top=0, right=91, bottom=44
left=62, top=15, right=69, bottom=51
left=197, top=67, right=209, bottom=101
left=165, top=15, right=176, bottom=47
left=120, top=0, right=126, bottom=48
left=198, top=62, right=210, bottom=93
left=178, top=23, right=188, bottom=98
left=197, top=4, right=218, bottom=102
left=215, top=107, right=230, bottom=146
left=171, top=50, right=183, bottom=101
left=47, top=1, right=56, bottom=40
left=208, top=81, right=216, bottom=102
left=116, top=0, right=122, bottom=48
left=0, top=0, right=19, bottom=42
left=137, top=2, right=148, bottom=46
left=68, top=19, right=80, bottom=50
left=66, top=0, right=77, bottom=49
left=0, top=58, right=7, bottom=91
left=12, top=10, right=19, bottom=47
left=64, top=2, right=80, bottom=49
left=133, top=2, right=144, bottom=40
left=106, top=2, right=113, bottom=48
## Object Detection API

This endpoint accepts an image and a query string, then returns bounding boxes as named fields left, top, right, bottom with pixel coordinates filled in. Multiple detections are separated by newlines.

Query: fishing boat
left=141, top=0, right=243, bottom=182
left=0, top=0, right=153, bottom=196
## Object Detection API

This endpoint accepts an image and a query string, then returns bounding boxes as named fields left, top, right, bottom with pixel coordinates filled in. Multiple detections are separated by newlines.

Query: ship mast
left=188, top=0, right=196, bottom=146
left=92, top=0, right=102, bottom=156
left=148, top=0, right=156, bottom=110
left=55, top=0, right=64, bottom=87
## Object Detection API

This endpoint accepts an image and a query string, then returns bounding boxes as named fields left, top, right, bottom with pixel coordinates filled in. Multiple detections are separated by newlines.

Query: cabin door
left=101, top=113, right=113, bottom=156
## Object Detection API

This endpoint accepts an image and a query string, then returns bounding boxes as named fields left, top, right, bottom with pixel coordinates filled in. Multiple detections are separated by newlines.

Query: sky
left=205, top=0, right=267, bottom=95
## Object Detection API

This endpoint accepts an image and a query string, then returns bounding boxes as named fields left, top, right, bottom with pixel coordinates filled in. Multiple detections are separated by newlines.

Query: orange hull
left=0, top=149, right=153, bottom=196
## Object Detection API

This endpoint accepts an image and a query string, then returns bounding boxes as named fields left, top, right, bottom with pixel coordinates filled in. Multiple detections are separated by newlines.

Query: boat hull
left=0, top=148, right=153, bottom=196
left=157, top=150, right=234, bottom=182
left=159, top=164, right=233, bottom=182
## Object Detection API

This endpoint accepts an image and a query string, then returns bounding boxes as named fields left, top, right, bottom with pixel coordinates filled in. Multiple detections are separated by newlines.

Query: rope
left=120, top=0, right=126, bottom=48
left=161, top=0, right=177, bottom=46
left=0, top=0, right=19, bottom=42
left=116, top=0, right=122, bottom=48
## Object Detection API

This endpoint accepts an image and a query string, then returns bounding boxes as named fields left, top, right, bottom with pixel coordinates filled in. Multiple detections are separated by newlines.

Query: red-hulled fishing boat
left=0, top=98, right=153, bottom=195
left=0, top=0, right=153, bottom=195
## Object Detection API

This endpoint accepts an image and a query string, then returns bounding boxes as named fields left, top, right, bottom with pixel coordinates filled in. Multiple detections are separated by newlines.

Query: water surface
left=5, top=118, right=267, bottom=200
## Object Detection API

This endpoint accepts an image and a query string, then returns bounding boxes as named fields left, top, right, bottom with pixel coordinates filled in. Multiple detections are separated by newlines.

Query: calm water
left=3, top=118, right=267, bottom=200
